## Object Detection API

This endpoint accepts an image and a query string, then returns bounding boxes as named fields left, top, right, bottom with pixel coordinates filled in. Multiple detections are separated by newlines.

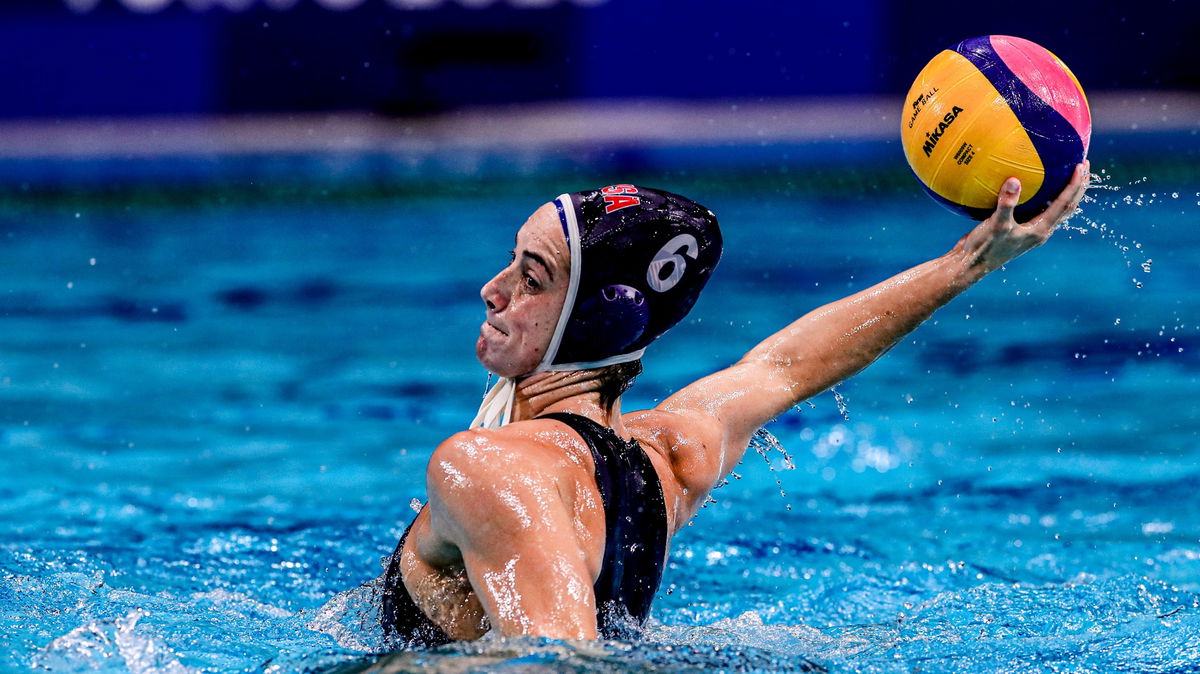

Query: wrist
left=944, top=243, right=988, bottom=290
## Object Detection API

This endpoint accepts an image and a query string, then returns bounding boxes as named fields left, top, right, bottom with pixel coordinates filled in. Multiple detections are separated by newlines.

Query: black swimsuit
left=380, top=412, right=669, bottom=646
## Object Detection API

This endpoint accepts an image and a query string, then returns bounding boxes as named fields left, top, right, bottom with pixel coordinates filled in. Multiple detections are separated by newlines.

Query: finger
left=1063, top=161, right=1089, bottom=212
left=1031, top=162, right=1088, bottom=230
left=993, top=177, right=1021, bottom=224
left=1078, top=159, right=1091, bottom=198
left=1063, top=160, right=1087, bottom=200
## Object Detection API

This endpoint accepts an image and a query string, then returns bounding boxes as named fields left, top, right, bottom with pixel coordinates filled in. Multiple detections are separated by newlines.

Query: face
left=476, top=203, right=570, bottom=377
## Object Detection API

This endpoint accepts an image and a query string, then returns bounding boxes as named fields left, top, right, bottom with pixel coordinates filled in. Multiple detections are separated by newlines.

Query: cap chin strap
left=469, top=375, right=517, bottom=429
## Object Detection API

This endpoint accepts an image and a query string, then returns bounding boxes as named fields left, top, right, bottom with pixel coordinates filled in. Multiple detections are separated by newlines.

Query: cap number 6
left=647, top=234, right=699, bottom=293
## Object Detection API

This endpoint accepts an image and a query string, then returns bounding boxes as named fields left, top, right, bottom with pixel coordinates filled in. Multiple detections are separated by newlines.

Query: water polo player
left=381, top=167, right=1089, bottom=645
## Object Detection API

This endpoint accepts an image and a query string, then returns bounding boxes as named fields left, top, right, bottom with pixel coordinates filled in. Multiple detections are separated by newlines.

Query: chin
left=476, top=357, right=503, bottom=377
left=476, top=336, right=542, bottom=378
left=480, top=353, right=536, bottom=379
left=475, top=342, right=513, bottom=377
left=486, top=362, right=526, bottom=379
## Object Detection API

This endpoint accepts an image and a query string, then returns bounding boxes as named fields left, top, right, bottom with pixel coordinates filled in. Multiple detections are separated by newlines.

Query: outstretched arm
left=658, top=162, right=1090, bottom=485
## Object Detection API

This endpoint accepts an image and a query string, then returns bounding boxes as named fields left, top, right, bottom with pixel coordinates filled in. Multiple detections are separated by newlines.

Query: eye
left=523, top=273, right=541, bottom=291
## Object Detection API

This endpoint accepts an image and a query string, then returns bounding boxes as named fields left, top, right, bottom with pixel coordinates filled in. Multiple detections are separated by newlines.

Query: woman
left=381, top=166, right=1089, bottom=646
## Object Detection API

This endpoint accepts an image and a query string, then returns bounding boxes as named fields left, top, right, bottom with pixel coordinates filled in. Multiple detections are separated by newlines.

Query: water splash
left=650, top=612, right=829, bottom=670
left=1065, top=170, right=1158, bottom=288
left=307, top=579, right=387, bottom=653
left=33, top=609, right=197, bottom=674
left=750, top=426, right=795, bottom=511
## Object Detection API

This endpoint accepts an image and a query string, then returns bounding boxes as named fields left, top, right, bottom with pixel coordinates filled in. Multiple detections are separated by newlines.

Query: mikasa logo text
left=921, top=106, right=965, bottom=157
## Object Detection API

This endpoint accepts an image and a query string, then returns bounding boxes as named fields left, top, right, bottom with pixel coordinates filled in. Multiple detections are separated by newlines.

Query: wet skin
left=475, top=203, right=569, bottom=379
left=396, top=164, right=1091, bottom=640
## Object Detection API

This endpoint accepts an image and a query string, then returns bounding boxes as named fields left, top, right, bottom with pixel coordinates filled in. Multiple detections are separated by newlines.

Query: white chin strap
left=470, top=376, right=517, bottom=429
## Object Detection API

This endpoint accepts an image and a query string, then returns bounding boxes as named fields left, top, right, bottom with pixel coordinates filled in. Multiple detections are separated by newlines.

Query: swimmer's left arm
left=658, top=163, right=1089, bottom=487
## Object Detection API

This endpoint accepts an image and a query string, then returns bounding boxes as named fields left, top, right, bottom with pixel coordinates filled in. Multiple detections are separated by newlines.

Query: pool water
left=2, top=167, right=1199, bottom=672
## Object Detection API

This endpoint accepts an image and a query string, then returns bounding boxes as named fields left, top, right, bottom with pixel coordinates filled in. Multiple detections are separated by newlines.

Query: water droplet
left=831, top=387, right=851, bottom=421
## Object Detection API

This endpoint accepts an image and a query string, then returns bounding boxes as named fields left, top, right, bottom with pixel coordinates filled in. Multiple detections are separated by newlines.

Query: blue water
left=2, top=165, right=1199, bottom=672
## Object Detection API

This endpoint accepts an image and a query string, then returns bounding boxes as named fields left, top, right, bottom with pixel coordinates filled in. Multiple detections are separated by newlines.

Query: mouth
left=483, top=320, right=509, bottom=337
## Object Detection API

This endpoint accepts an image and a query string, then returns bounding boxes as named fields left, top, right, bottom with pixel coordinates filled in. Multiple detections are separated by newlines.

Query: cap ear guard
left=563, top=284, right=650, bottom=357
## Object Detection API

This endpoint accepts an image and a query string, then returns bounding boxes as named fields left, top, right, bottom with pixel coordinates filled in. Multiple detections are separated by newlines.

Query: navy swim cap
left=538, top=185, right=722, bottom=371
left=471, top=185, right=721, bottom=428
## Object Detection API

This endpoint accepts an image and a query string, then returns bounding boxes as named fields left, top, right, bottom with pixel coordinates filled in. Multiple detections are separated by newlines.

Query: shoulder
left=428, top=427, right=548, bottom=494
left=623, top=408, right=727, bottom=517
left=429, top=422, right=592, bottom=480
left=427, top=428, right=525, bottom=488
left=424, top=423, right=595, bottom=526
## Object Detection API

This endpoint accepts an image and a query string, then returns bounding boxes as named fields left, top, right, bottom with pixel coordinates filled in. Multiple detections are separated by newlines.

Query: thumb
left=994, top=177, right=1021, bottom=223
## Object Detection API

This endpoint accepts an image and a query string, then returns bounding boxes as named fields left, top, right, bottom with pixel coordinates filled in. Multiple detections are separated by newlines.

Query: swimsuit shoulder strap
left=537, top=411, right=668, bottom=637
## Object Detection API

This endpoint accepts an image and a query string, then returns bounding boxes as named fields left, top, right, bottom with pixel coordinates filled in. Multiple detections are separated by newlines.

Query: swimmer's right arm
left=656, top=162, right=1089, bottom=489
left=413, top=430, right=600, bottom=640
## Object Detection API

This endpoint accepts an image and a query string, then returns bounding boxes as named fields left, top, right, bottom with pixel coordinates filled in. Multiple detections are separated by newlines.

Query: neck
left=508, top=370, right=627, bottom=437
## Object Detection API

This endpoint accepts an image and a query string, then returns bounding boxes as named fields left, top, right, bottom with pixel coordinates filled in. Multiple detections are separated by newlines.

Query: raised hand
left=957, top=160, right=1090, bottom=274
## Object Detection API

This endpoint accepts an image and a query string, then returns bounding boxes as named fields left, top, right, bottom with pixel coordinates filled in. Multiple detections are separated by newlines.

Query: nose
left=480, top=269, right=508, bottom=312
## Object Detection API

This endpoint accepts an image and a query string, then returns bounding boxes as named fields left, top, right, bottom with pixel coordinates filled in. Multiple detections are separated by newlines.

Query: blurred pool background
left=2, top=1, right=1199, bottom=672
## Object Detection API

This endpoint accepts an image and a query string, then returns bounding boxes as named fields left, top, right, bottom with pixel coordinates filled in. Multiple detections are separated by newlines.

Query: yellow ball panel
left=901, top=50, right=1044, bottom=210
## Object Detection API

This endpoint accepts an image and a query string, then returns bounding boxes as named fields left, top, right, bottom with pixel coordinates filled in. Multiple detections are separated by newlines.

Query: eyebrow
left=522, top=250, right=554, bottom=280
